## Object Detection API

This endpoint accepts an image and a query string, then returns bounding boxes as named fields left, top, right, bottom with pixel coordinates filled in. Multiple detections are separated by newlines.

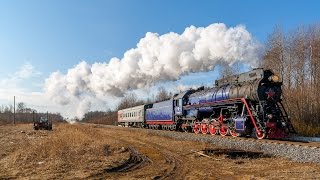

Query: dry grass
left=0, top=123, right=129, bottom=179
left=292, top=120, right=320, bottom=137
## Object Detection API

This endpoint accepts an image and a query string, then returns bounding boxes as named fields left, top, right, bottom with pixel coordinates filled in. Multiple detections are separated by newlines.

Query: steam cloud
left=44, top=23, right=261, bottom=118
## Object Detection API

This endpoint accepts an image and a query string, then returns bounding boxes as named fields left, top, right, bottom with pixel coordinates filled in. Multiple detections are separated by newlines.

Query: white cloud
left=0, top=62, right=42, bottom=89
left=14, top=62, right=41, bottom=79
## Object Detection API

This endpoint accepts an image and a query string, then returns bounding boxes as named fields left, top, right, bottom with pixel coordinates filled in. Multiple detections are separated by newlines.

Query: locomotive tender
left=117, top=68, right=295, bottom=139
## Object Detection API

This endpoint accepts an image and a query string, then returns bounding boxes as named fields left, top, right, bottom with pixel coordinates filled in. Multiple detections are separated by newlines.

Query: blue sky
left=0, top=0, right=319, bottom=117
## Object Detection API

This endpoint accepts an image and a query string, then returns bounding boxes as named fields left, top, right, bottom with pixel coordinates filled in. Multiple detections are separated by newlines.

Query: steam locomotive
left=118, top=68, right=296, bottom=139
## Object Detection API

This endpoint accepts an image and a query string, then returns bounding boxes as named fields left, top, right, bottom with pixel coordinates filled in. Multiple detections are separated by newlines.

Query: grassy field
left=0, top=123, right=129, bottom=179
left=1, top=123, right=320, bottom=179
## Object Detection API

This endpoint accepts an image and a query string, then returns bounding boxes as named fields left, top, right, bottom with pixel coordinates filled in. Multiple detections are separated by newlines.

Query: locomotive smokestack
left=44, top=23, right=262, bottom=118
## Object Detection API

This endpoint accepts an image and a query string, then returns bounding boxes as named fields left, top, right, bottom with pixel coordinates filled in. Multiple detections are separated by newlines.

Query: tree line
left=0, top=102, right=65, bottom=125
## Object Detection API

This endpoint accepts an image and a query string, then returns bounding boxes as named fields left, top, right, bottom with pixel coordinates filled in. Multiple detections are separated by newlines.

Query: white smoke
left=76, top=99, right=91, bottom=119
left=44, top=23, right=262, bottom=118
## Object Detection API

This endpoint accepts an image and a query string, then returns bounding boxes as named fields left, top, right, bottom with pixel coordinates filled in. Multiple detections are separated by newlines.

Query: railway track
left=87, top=124, right=320, bottom=164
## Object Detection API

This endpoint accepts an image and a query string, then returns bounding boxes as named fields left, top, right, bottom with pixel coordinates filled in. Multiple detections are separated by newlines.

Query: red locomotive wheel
left=201, top=123, right=208, bottom=134
left=230, top=129, right=240, bottom=137
left=219, top=126, right=229, bottom=136
left=255, top=129, right=267, bottom=140
left=193, top=123, right=200, bottom=134
left=209, top=124, right=218, bottom=135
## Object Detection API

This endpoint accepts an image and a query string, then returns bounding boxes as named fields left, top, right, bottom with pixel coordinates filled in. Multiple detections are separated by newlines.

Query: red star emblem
left=266, top=89, right=275, bottom=99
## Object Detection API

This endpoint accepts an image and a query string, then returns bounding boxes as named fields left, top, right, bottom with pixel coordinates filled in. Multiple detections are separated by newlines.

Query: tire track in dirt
left=87, top=125, right=185, bottom=179
left=104, top=146, right=151, bottom=173
left=88, top=146, right=151, bottom=179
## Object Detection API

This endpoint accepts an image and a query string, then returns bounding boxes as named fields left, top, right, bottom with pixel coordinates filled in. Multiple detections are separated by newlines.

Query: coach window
left=178, top=99, right=182, bottom=106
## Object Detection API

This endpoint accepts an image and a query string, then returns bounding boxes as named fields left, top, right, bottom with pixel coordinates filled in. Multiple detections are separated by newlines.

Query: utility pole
left=13, top=96, right=15, bottom=125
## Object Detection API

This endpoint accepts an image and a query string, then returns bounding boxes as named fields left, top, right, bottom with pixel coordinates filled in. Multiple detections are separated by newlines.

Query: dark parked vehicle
left=33, top=112, right=52, bottom=130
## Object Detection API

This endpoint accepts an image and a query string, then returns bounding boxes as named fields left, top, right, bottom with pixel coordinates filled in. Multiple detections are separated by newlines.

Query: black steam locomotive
left=118, top=68, right=295, bottom=139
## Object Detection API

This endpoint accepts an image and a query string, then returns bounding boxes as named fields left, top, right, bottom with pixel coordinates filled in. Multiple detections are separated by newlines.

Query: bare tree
left=263, top=26, right=285, bottom=78
left=155, top=87, right=171, bottom=102
left=263, top=24, right=320, bottom=136
left=219, top=62, right=233, bottom=78
left=116, top=93, right=144, bottom=110
left=17, top=102, right=26, bottom=113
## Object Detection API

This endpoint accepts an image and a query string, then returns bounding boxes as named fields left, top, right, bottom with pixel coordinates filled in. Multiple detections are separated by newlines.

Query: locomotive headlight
left=268, top=75, right=280, bottom=82
left=272, top=75, right=280, bottom=82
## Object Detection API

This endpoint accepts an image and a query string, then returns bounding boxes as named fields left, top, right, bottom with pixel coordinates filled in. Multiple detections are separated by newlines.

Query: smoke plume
left=44, top=23, right=261, bottom=118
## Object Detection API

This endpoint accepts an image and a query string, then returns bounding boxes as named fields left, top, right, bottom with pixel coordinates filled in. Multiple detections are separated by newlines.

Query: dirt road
left=1, top=123, right=319, bottom=179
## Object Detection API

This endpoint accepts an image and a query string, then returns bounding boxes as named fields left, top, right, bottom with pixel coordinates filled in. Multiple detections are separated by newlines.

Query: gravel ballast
left=149, top=130, right=320, bottom=163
